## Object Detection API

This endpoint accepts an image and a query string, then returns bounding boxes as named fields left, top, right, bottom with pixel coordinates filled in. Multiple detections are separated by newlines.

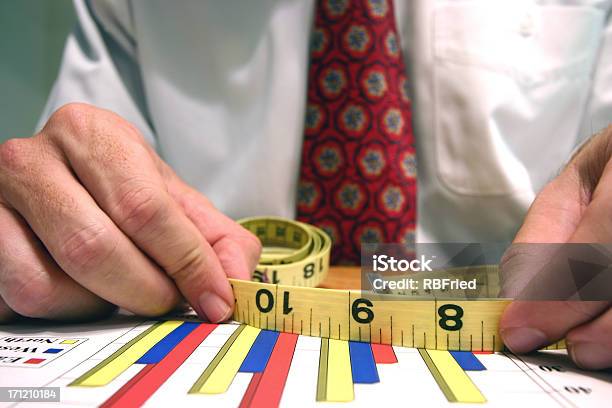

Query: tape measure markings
left=230, top=279, right=515, bottom=351
left=236, top=217, right=565, bottom=352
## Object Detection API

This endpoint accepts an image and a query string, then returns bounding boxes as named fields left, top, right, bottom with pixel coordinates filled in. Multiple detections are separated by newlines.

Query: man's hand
left=500, top=124, right=612, bottom=370
left=0, top=103, right=261, bottom=323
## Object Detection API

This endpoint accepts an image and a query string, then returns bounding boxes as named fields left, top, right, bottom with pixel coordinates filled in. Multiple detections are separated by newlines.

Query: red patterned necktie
left=296, top=0, right=416, bottom=265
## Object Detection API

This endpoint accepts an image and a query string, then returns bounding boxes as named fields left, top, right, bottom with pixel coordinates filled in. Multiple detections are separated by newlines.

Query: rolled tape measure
left=238, top=217, right=331, bottom=287
left=232, top=217, right=565, bottom=352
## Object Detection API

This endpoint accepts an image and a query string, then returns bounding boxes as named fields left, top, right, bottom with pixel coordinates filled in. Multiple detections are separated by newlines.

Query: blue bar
left=349, top=341, right=379, bottom=384
left=239, top=330, right=279, bottom=372
left=136, top=322, right=198, bottom=364
left=450, top=351, right=486, bottom=371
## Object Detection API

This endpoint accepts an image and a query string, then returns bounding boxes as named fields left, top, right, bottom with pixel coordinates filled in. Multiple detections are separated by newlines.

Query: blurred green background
left=0, top=0, right=75, bottom=141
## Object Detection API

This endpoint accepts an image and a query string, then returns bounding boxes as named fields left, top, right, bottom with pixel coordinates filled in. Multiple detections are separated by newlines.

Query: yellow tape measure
left=238, top=217, right=331, bottom=287
left=233, top=217, right=565, bottom=352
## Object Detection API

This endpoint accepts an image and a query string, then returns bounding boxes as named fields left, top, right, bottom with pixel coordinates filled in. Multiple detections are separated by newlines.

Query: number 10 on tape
left=230, top=279, right=511, bottom=352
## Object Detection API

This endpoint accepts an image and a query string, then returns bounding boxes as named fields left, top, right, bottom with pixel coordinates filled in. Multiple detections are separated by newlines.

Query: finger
left=567, top=157, right=612, bottom=243
left=504, top=136, right=612, bottom=356
left=0, top=201, right=115, bottom=320
left=43, top=104, right=233, bottom=322
left=499, top=164, right=586, bottom=295
left=499, top=165, right=601, bottom=351
left=566, top=307, right=612, bottom=370
left=168, top=177, right=261, bottom=280
left=500, top=129, right=612, bottom=353
left=512, top=164, right=586, bottom=244
left=0, top=137, right=181, bottom=317
left=500, top=300, right=609, bottom=353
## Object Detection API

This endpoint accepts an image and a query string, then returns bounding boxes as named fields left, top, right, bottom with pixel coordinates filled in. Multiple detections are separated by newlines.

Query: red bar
left=371, top=344, right=397, bottom=364
left=240, top=333, right=298, bottom=408
left=239, top=373, right=263, bottom=408
left=472, top=351, right=494, bottom=355
left=101, top=365, right=154, bottom=408
left=24, top=358, right=45, bottom=364
left=101, top=323, right=218, bottom=408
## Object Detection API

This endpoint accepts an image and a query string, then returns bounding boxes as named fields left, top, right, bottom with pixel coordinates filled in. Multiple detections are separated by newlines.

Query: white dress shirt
left=39, top=0, right=612, bottom=244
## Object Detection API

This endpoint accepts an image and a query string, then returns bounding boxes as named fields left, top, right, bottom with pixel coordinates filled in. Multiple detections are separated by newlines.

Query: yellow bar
left=326, top=339, right=354, bottom=402
left=316, top=338, right=329, bottom=402
left=422, top=350, right=486, bottom=403
left=189, top=325, right=245, bottom=394
left=72, top=321, right=182, bottom=387
left=197, top=325, right=261, bottom=394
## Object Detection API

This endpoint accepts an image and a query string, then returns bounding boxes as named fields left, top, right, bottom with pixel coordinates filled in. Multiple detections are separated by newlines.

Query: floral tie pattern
left=297, top=0, right=416, bottom=265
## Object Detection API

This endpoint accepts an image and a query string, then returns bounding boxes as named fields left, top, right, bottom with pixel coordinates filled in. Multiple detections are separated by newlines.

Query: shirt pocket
left=432, top=1, right=604, bottom=196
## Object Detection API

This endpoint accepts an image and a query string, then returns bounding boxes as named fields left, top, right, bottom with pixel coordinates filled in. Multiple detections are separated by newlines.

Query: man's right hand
left=0, top=103, right=262, bottom=323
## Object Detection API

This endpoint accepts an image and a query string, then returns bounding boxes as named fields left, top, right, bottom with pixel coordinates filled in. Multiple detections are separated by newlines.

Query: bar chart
left=66, top=320, right=487, bottom=406
left=2, top=318, right=611, bottom=407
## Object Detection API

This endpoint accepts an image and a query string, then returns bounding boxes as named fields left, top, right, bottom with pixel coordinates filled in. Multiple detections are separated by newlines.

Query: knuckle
left=166, top=245, right=208, bottom=284
left=121, top=121, right=147, bottom=144
left=0, top=138, right=31, bottom=173
left=242, top=231, right=263, bottom=261
left=244, top=229, right=262, bottom=250
left=114, top=184, right=169, bottom=235
left=47, top=103, right=94, bottom=137
left=59, top=223, right=117, bottom=271
left=229, top=228, right=263, bottom=268
left=47, top=103, right=146, bottom=147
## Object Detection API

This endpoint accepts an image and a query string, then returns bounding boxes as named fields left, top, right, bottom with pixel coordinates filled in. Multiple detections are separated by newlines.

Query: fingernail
left=198, top=292, right=231, bottom=323
left=569, top=342, right=612, bottom=370
left=501, top=327, right=548, bottom=353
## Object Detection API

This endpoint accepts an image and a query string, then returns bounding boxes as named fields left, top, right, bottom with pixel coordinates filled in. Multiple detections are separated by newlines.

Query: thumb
left=500, top=131, right=611, bottom=352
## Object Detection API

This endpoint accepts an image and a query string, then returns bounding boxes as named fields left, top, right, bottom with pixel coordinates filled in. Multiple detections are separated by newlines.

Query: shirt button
left=519, top=14, right=534, bottom=37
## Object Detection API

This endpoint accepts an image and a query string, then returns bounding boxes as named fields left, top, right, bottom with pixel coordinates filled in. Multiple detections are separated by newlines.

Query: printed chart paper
left=0, top=315, right=610, bottom=407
